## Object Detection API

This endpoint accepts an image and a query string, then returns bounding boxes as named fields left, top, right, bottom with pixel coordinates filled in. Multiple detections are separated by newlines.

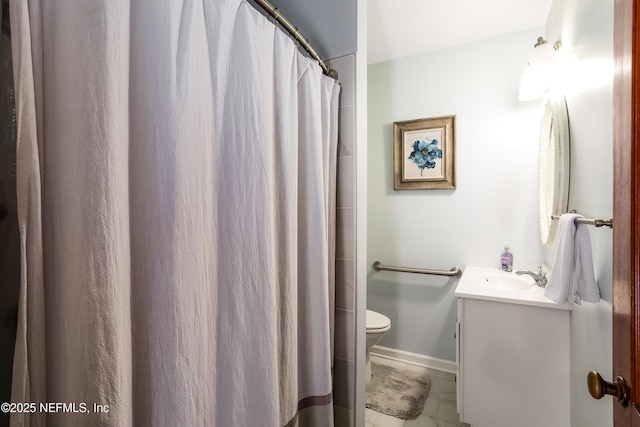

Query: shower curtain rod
left=252, top=0, right=338, bottom=79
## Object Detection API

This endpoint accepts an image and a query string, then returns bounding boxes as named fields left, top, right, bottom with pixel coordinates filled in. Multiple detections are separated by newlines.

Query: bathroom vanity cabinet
left=455, top=267, right=571, bottom=427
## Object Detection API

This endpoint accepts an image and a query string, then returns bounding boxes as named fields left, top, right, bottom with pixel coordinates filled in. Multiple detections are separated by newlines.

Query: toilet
left=365, top=309, right=391, bottom=382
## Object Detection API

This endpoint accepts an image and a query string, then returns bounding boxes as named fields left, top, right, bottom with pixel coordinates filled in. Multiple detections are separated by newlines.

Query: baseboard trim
left=370, top=345, right=457, bottom=374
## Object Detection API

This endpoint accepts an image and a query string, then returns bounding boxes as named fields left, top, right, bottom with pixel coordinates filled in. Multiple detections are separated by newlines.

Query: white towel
left=545, top=214, right=601, bottom=304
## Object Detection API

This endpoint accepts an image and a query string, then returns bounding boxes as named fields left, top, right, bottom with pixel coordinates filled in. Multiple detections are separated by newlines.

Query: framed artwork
left=393, top=115, right=456, bottom=190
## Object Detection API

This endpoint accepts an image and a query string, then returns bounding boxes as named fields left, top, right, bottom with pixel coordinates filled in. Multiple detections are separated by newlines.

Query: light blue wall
left=367, top=27, right=546, bottom=361
left=267, top=0, right=357, bottom=59
left=546, top=0, right=614, bottom=426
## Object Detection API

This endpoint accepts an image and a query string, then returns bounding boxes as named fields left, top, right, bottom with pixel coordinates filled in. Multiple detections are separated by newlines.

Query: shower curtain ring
left=293, top=31, right=301, bottom=48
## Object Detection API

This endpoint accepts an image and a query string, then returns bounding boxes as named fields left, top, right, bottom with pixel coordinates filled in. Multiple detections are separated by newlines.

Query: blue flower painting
left=408, top=138, right=442, bottom=176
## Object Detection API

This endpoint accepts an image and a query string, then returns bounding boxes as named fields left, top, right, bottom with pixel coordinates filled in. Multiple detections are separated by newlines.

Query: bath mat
left=366, top=361, right=432, bottom=420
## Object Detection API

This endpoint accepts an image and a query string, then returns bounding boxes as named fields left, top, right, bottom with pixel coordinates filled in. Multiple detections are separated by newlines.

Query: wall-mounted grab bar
left=550, top=214, right=613, bottom=229
left=372, top=261, right=462, bottom=277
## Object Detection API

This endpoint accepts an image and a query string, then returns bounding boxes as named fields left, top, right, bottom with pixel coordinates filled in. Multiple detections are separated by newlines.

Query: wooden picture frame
left=393, top=115, right=456, bottom=190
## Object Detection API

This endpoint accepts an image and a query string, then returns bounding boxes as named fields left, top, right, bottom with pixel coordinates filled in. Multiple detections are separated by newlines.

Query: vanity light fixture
left=519, top=36, right=561, bottom=102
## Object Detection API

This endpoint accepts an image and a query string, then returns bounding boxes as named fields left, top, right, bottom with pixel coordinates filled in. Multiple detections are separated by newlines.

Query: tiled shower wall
left=329, top=54, right=357, bottom=427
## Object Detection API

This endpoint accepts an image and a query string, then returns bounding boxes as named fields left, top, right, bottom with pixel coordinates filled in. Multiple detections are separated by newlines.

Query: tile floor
left=365, top=356, right=470, bottom=427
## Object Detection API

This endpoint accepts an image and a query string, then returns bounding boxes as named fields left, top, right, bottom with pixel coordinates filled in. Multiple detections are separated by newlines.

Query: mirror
left=538, top=93, right=570, bottom=248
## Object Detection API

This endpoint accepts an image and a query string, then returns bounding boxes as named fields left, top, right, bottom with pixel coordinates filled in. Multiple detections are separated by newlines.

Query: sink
left=477, top=273, right=535, bottom=292
left=455, top=266, right=570, bottom=310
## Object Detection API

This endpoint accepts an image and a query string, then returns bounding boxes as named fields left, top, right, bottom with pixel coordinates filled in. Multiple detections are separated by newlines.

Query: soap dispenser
left=501, top=243, right=513, bottom=272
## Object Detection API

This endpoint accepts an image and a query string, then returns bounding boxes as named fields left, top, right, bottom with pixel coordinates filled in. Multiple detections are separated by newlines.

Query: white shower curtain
left=9, top=0, right=339, bottom=425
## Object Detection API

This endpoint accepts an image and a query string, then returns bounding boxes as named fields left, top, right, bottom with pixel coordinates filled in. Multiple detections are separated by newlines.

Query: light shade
left=519, top=37, right=559, bottom=102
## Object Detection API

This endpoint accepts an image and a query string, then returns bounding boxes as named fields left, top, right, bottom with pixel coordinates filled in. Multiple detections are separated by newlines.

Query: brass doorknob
left=587, top=371, right=629, bottom=407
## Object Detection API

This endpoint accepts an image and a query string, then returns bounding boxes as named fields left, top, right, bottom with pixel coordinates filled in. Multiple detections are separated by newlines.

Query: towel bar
left=372, top=261, right=462, bottom=277
left=550, top=214, right=613, bottom=229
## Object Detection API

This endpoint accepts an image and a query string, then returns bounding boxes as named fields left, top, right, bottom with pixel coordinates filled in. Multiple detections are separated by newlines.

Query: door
left=612, top=0, right=640, bottom=424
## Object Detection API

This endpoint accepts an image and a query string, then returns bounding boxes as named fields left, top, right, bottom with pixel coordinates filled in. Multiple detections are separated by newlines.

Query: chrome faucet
left=515, top=266, right=548, bottom=287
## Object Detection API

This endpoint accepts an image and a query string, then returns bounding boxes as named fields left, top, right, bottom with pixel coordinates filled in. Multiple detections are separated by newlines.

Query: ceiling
left=367, top=0, right=553, bottom=64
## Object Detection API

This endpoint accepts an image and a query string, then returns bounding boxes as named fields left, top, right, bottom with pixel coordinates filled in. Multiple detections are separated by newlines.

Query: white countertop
left=455, top=266, right=571, bottom=310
